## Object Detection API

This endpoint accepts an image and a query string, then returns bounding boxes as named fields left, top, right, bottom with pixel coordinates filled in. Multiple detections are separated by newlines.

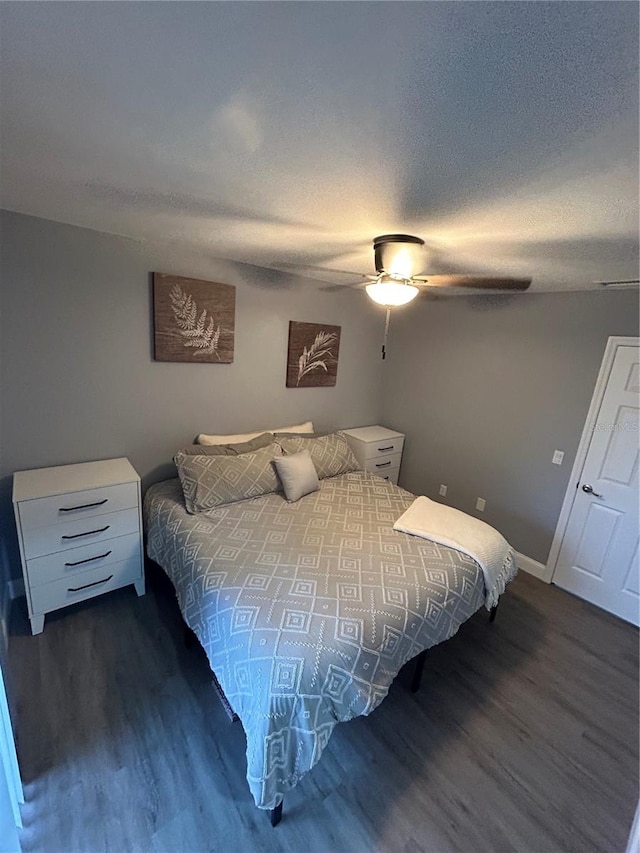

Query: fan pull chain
left=382, top=306, right=391, bottom=359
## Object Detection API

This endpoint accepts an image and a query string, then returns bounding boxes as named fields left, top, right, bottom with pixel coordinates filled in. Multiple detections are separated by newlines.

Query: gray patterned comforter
left=144, top=473, right=490, bottom=809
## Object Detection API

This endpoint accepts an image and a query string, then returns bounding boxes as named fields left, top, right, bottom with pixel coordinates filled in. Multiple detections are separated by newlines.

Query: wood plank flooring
left=6, top=566, right=638, bottom=853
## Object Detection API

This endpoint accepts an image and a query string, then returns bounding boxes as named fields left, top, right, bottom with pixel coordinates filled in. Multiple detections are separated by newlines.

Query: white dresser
left=341, top=425, right=405, bottom=485
left=12, top=457, right=145, bottom=635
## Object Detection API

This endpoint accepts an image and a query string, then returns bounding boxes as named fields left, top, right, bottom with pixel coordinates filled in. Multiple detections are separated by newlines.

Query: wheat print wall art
left=286, top=321, right=341, bottom=388
left=153, top=273, right=235, bottom=363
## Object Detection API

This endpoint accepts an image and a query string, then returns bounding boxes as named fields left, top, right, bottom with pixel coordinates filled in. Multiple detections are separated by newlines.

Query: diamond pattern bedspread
left=144, top=472, right=487, bottom=809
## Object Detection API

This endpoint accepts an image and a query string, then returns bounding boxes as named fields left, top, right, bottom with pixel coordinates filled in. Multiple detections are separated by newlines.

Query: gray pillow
left=184, top=432, right=275, bottom=456
left=278, top=432, right=360, bottom=479
left=273, top=451, right=320, bottom=502
left=174, top=442, right=283, bottom=513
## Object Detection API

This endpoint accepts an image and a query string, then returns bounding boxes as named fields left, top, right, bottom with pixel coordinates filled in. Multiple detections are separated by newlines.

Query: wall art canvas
left=286, top=321, right=341, bottom=388
left=153, top=273, right=235, bottom=363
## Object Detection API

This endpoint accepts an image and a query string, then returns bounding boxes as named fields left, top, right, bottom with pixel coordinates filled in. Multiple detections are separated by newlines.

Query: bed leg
left=210, top=671, right=239, bottom=723
left=270, top=800, right=283, bottom=827
left=489, top=602, right=499, bottom=623
left=411, top=649, right=427, bottom=693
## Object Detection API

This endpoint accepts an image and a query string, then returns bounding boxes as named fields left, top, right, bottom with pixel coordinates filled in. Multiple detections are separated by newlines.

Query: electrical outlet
left=552, top=450, right=565, bottom=465
left=475, top=497, right=486, bottom=512
left=439, top=484, right=447, bottom=497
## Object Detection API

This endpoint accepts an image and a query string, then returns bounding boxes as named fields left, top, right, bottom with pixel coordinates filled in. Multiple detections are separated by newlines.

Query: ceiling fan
left=292, top=233, right=532, bottom=358
left=326, top=233, right=532, bottom=306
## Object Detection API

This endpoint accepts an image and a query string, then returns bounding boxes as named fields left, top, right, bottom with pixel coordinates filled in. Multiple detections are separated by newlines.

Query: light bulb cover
left=365, top=279, right=420, bottom=306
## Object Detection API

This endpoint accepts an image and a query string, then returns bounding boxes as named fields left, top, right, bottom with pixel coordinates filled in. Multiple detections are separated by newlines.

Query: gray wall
left=1, top=209, right=638, bottom=580
left=381, top=289, right=639, bottom=564
left=0, top=210, right=384, bottom=580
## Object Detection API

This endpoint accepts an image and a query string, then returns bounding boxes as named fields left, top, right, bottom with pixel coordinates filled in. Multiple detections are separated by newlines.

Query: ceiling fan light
left=365, top=279, right=420, bottom=306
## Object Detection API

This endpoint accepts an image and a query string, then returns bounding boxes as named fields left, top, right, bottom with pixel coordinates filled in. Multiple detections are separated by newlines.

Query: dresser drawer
left=364, top=452, right=402, bottom=475
left=359, top=436, right=404, bottom=460
left=30, top=556, right=142, bottom=615
left=26, top=532, right=141, bottom=588
left=18, top=482, right=138, bottom=533
left=22, top=507, right=140, bottom=560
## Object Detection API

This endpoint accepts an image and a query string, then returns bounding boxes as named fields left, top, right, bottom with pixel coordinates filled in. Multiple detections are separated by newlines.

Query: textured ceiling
left=1, top=2, right=638, bottom=292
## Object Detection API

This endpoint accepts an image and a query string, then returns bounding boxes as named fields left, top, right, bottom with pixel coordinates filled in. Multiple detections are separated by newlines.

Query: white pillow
left=197, top=430, right=267, bottom=446
left=273, top=451, right=320, bottom=502
left=270, top=420, right=314, bottom=435
left=197, top=421, right=314, bottom=445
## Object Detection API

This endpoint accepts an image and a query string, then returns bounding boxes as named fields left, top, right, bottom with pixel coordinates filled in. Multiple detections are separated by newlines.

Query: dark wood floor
left=7, top=566, right=638, bottom=853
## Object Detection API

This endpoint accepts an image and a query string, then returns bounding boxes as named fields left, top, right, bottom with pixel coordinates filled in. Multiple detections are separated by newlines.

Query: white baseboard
left=515, top=552, right=552, bottom=583
left=7, top=580, right=24, bottom=600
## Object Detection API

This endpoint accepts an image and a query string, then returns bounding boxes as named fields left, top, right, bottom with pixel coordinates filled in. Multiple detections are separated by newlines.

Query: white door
left=0, top=659, right=22, bottom=852
left=553, top=345, right=639, bottom=625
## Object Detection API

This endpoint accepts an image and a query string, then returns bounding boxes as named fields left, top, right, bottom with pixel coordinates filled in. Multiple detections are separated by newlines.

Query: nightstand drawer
left=360, top=437, right=404, bottom=460
left=30, top=557, right=142, bottom=615
left=26, top=532, right=141, bottom=587
left=375, top=466, right=400, bottom=485
left=22, top=507, right=140, bottom=560
left=364, top=452, right=402, bottom=475
left=18, top=482, right=138, bottom=532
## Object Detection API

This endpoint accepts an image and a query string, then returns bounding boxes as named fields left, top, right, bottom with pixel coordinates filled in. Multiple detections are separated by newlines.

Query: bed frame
left=183, top=601, right=500, bottom=826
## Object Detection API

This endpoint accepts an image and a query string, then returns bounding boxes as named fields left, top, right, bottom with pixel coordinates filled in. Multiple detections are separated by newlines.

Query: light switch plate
left=552, top=450, right=565, bottom=465
left=439, top=484, right=447, bottom=497
left=475, top=497, right=486, bottom=512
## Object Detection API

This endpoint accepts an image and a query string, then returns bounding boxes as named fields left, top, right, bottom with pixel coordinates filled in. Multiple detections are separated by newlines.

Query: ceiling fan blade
left=413, top=275, right=532, bottom=291
left=320, top=282, right=369, bottom=292
left=278, top=262, right=372, bottom=279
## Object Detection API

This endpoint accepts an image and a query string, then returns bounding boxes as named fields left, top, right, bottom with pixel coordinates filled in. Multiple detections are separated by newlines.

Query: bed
left=144, top=459, right=514, bottom=819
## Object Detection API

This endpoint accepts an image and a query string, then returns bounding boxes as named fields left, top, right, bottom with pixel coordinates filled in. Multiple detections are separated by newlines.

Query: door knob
left=582, top=484, right=603, bottom=497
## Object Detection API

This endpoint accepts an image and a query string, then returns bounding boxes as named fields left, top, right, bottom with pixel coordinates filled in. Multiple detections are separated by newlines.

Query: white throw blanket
left=393, top=496, right=517, bottom=609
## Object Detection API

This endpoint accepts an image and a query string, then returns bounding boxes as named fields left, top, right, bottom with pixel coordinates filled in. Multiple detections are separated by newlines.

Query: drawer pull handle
left=62, top=525, right=110, bottom=540
left=59, top=498, right=108, bottom=513
left=68, top=574, right=113, bottom=593
left=375, top=461, right=392, bottom=468
left=65, top=550, right=112, bottom=567
left=378, top=445, right=394, bottom=452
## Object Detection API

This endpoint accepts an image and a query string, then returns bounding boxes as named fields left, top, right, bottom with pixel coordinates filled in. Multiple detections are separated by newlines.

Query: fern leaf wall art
left=153, top=273, right=235, bottom=363
left=286, top=321, right=341, bottom=388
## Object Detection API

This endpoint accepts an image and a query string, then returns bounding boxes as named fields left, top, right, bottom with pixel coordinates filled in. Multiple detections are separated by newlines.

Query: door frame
left=547, top=335, right=640, bottom=583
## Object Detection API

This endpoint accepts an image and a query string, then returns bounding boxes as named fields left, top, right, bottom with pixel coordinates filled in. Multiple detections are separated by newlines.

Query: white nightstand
left=341, top=425, right=405, bottom=485
left=13, top=457, right=145, bottom=635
